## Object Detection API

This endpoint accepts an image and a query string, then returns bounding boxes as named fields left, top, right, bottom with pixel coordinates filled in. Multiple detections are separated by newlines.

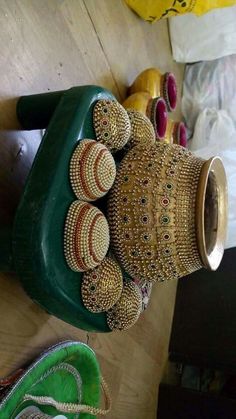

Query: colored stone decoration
left=70, top=139, right=116, bottom=201
left=106, top=281, right=142, bottom=331
left=126, top=109, right=155, bottom=149
left=81, top=257, right=123, bottom=313
left=108, top=142, right=206, bottom=282
left=128, top=67, right=177, bottom=112
left=122, top=92, right=167, bottom=140
left=93, top=99, right=131, bottom=152
left=64, top=201, right=110, bottom=272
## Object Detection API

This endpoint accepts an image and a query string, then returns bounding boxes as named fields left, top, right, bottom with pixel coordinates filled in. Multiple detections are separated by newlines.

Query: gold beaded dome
left=93, top=100, right=131, bottom=152
left=64, top=201, right=110, bottom=272
left=81, top=257, right=123, bottom=313
left=70, top=139, right=116, bottom=201
left=126, top=109, right=155, bottom=149
left=108, top=142, right=205, bottom=282
left=106, top=281, right=142, bottom=331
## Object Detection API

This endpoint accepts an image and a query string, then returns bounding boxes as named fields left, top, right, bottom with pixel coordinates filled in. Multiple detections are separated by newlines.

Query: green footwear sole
left=0, top=341, right=104, bottom=419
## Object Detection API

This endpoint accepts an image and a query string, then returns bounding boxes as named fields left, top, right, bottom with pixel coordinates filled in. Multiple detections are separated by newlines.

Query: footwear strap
left=23, top=376, right=111, bottom=416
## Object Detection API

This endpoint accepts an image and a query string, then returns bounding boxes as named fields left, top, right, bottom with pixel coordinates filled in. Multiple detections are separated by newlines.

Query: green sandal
left=0, top=341, right=111, bottom=418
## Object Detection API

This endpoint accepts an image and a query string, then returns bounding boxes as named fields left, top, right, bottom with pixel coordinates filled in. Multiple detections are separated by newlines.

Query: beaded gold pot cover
left=70, top=139, right=116, bottom=202
left=81, top=257, right=123, bottom=313
left=93, top=100, right=131, bottom=152
left=106, top=281, right=142, bottom=331
left=64, top=201, right=110, bottom=272
left=108, top=142, right=205, bottom=282
left=126, top=109, right=155, bottom=149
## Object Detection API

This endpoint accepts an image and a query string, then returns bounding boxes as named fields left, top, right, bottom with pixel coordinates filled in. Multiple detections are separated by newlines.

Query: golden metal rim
left=196, top=156, right=228, bottom=271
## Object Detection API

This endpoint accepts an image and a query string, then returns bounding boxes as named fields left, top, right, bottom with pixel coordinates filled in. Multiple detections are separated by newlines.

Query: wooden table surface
left=0, top=1, right=183, bottom=417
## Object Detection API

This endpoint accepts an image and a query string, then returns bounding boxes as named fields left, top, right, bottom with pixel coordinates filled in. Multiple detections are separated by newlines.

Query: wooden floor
left=0, top=1, right=184, bottom=418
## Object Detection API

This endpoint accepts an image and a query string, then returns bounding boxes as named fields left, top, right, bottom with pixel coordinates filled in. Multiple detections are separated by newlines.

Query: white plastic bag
left=169, top=6, right=236, bottom=63
left=182, top=55, right=236, bottom=137
left=189, top=108, right=236, bottom=249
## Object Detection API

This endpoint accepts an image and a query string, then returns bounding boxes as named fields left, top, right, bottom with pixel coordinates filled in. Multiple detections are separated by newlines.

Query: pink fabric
left=178, top=122, right=187, bottom=147
left=167, top=73, right=177, bottom=111
left=155, top=98, right=167, bottom=139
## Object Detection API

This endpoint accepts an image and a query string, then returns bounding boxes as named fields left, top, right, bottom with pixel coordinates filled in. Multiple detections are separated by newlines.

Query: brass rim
left=196, top=156, right=228, bottom=271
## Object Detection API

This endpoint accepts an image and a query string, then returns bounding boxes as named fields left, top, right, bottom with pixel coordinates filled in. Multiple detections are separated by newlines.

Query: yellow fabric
left=125, top=0, right=236, bottom=22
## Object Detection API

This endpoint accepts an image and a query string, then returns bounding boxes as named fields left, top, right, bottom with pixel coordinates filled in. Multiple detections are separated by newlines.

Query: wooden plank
left=84, top=0, right=184, bottom=118
left=91, top=281, right=177, bottom=419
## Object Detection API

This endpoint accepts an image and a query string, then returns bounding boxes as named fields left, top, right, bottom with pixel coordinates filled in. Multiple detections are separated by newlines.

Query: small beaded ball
left=126, top=109, right=155, bottom=149
left=93, top=99, right=131, bottom=152
left=106, top=282, right=142, bottom=331
left=70, top=139, right=116, bottom=201
left=64, top=200, right=110, bottom=272
left=81, top=257, right=123, bottom=313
